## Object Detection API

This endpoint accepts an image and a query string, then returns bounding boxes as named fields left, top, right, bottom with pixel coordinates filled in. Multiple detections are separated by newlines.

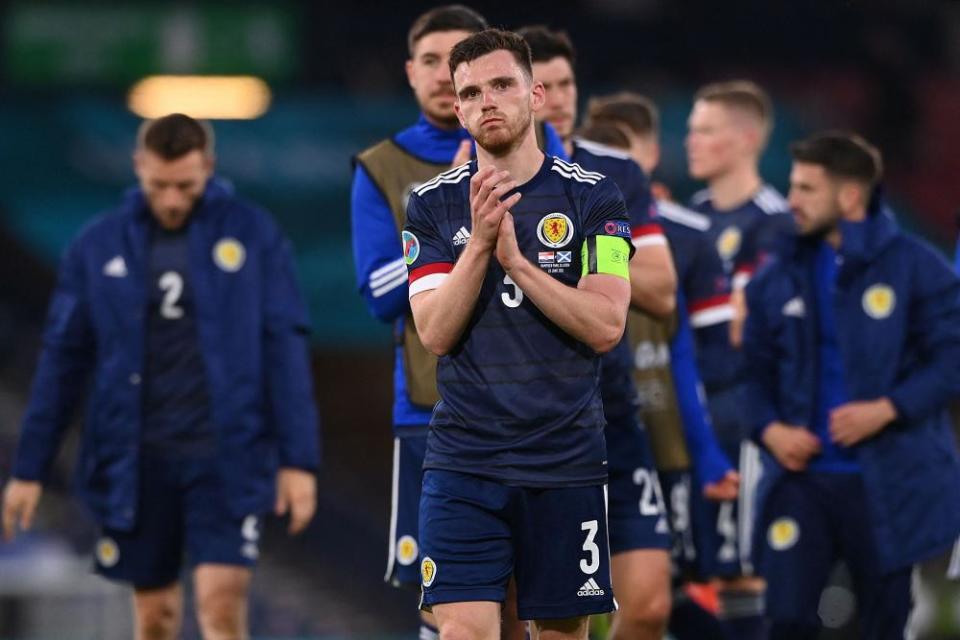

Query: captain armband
left=581, top=235, right=631, bottom=281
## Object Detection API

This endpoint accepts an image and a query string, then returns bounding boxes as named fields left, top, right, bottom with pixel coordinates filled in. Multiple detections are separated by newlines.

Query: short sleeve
left=403, top=191, right=456, bottom=298
left=620, top=161, right=667, bottom=249
left=579, top=178, right=634, bottom=279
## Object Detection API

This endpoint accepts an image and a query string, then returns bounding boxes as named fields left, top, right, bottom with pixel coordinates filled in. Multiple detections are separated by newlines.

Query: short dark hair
left=448, top=29, right=533, bottom=84
left=137, top=113, right=213, bottom=160
left=516, top=25, right=575, bottom=66
left=695, top=79, right=773, bottom=138
left=407, top=5, right=487, bottom=57
left=576, top=121, right=631, bottom=150
left=790, top=131, right=883, bottom=187
left=586, top=92, right=659, bottom=137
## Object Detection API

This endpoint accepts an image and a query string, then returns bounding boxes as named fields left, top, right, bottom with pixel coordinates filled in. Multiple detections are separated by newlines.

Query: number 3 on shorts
left=580, top=519, right=599, bottom=575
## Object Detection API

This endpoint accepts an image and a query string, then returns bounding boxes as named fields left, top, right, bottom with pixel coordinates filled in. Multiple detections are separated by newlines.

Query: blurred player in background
left=684, top=79, right=793, bottom=639
left=519, top=25, right=677, bottom=640
left=406, top=28, right=632, bottom=640
left=583, top=95, right=739, bottom=640
left=1, top=114, right=320, bottom=640
left=350, top=8, right=488, bottom=638
left=744, top=131, right=960, bottom=638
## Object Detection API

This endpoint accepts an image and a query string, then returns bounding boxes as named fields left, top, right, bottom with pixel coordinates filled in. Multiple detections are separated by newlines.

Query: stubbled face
left=531, top=56, right=576, bottom=139
left=406, top=30, right=472, bottom=128
left=788, top=162, right=842, bottom=236
left=134, top=149, right=212, bottom=230
left=686, top=100, right=749, bottom=180
left=453, top=50, right=543, bottom=156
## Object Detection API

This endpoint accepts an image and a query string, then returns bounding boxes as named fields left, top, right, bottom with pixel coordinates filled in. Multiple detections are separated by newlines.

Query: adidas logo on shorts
left=452, top=226, right=471, bottom=246
left=577, top=577, right=605, bottom=597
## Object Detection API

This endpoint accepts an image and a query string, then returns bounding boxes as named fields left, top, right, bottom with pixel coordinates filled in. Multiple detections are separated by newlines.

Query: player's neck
left=476, top=125, right=544, bottom=185
left=707, top=165, right=763, bottom=211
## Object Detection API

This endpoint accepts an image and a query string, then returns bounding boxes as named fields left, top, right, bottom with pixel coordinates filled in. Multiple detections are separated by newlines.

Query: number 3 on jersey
left=502, top=274, right=524, bottom=308
left=159, top=271, right=184, bottom=319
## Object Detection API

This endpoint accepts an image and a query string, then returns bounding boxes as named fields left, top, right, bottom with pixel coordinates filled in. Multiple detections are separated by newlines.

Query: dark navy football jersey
left=655, top=200, right=734, bottom=391
left=688, top=186, right=792, bottom=392
left=142, top=223, right=215, bottom=457
left=572, top=138, right=667, bottom=420
left=689, top=185, right=793, bottom=288
left=404, top=155, right=632, bottom=488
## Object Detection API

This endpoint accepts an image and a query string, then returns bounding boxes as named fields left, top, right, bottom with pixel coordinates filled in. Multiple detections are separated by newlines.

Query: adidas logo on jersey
left=577, top=578, right=605, bottom=597
left=452, top=226, right=471, bottom=246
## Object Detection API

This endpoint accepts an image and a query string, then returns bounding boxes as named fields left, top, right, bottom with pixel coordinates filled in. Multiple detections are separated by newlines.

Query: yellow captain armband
left=581, top=235, right=631, bottom=280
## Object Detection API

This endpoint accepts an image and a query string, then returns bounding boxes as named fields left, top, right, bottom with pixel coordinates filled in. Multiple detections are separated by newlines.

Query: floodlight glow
left=128, top=75, right=271, bottom=120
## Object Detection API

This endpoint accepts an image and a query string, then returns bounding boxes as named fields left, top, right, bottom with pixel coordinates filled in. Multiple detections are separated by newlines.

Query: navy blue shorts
left=94, top=453, right=261, bottom=589
left=659, top=470, right=700, bottom=577
left=418, top=469, right=616, bottom=620
left=605, top=413, right=671, bottom=555
left=691, top=440, right=762, bottom=578
left=758, top=472, right=912, bottom=637
left=385, top=433, right=428, bottom=587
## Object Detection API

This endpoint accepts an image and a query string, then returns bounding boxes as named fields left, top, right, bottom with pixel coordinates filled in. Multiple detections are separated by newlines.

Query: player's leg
left=512, top=484, right=615, bottom=632
left=419, top=470, right=513, bottom=640
left=193, top=564, right=252, bottom=639
left=95, top=455, right=185, bottom=639
left=703, top=390, right=767, bottom=640
left=530, top=615, right=589, bottom=640
left=181, top=457, right=259, bottom=639
left=660, top=470, right=725, bottom=639
left=603, top=417, right=672, bottom=639
left=833, top=473, right=914, bottom=639
left=501, top=575, right=528, bottom=640
left=757, top=473, right=835, bottom=639
left=132, top=583, right=183, bottom=640
left=609, top=549, right=671, bottom=638
left=432, top=602, right=501, bottom=640
left=386, top=434, right=439, bottom=638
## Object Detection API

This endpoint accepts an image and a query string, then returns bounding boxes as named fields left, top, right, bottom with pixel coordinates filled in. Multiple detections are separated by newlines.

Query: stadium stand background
left=0, top=1, right=958, bottom=637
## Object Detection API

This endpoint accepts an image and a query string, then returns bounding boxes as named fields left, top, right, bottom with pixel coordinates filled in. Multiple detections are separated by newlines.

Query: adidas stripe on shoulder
left=414, top=163, right=471, bottom=197
left=551, top=157, right=605, bottom=185
left=656, top=200, right=711, bottom=231
left=573, top=138, right=632, bottom=161
left=753, top=185, right=789, bottom=214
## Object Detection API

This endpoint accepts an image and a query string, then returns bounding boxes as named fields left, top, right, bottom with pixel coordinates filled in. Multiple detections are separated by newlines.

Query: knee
left=135, top=593, right=180, bottom=640
left=617, top=588, right=671, bottom=634
left=196, top=588, right=245, bottom=639
left=438, top=618, right=495, bottom=640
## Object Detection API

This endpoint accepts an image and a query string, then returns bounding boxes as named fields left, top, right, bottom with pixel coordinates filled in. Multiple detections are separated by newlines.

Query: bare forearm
left=410, top=241, right=492, bottom=356
left=507, top=259, right=628, bottom=353
left=629, top=246, right=677, bottom=317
